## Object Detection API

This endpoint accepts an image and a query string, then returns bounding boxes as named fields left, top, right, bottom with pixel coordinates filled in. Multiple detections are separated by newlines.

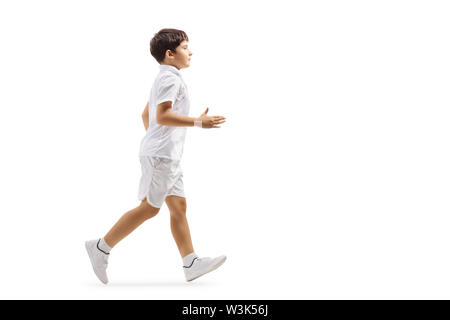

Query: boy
left=85, top=28, right=227, bottom=284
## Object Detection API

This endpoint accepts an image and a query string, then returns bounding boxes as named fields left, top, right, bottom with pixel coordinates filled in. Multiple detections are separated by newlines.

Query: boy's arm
left=156, top=101, right=198, bottom=127
left=142, top=101, right=149, bottom=131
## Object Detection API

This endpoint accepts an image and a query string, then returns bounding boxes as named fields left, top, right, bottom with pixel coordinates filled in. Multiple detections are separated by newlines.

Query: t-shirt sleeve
left=155, top=74, right=181, bottom=106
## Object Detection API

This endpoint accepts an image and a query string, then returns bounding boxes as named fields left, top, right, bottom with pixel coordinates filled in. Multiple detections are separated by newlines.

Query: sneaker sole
left=186, top=256, right=227, bottom=282
left=85, top=241, right=108, bottom=284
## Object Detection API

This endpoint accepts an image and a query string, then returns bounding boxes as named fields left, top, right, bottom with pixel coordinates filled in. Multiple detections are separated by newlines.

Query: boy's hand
left=197, top=107, right=226, bottom=128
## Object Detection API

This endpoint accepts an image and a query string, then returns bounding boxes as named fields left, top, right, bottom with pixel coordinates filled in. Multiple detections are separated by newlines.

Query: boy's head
left=150, top=28, right=192, bottom=70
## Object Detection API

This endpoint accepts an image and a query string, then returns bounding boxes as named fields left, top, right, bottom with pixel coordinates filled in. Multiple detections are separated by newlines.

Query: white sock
left=182, top=252, right=198, bottom=267
left=97, top=237, right=112, bottom=255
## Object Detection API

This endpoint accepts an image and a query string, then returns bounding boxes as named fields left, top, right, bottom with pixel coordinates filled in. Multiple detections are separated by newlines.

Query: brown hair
left=150, top=28, right=189, bottom=63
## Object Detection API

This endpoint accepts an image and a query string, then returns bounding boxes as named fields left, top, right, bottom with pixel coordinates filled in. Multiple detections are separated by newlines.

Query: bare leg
left=165, top=195, right=194, bottom=258
left=103, top=199, right=160, bottom=248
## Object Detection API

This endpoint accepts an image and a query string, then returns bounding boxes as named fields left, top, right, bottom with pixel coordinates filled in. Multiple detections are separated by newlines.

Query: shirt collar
left=159, top=64, right=181, bottom=77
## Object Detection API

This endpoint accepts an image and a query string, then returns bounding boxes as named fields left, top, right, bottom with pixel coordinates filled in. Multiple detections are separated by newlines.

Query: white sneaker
left=183, top=255, right=227, bottom=282
left=85, top=239, right=109, bottom=284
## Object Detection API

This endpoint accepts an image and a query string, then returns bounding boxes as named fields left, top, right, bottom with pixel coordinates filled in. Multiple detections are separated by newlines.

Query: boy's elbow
left=156, top=112, right=166, bottom=125
left=156, top=101, right=172, bottom=125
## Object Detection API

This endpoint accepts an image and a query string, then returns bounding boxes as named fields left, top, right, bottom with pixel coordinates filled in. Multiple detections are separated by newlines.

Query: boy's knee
left=165, top=195, right=187, bottom=218
left=178, top=200, right=187, bottom=213
left=170, top=210, right=186, bottom=221
left=170, top=204, right=187, bottom=219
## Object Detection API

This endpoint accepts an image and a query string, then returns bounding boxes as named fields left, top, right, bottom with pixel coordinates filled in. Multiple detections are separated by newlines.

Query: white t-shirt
left=139, top=64, right=191, bottom=160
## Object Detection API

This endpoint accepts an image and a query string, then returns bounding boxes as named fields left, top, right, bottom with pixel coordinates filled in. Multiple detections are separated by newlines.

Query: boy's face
left=163, top=40, right=192, bottom=70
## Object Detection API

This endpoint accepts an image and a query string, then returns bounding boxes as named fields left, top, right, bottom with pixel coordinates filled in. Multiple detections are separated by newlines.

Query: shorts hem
left=166, top=193, right=186, bottom=198
left=139, top=196, right=162, bottom=209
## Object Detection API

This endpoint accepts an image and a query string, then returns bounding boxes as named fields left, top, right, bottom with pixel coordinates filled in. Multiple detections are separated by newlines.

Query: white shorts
left=137, top=156, right=185, bottom=208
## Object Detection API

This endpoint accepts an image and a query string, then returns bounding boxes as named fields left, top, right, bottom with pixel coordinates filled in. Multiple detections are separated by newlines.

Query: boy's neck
left=160, top=63, right=180, bottom=70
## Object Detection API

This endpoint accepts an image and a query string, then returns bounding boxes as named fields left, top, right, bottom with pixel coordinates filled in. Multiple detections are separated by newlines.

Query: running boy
left=85, top=28, right=227, bottom=284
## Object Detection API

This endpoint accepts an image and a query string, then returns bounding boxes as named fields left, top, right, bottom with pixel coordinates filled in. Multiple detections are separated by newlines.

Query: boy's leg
left=166, top=194, right=227, bottom=282
left=103, top=199, right=160, bottom=248
left=165, top=195, right=194, bottom=258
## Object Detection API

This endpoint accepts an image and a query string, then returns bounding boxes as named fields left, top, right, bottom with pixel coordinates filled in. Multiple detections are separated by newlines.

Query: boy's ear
left=166, top=49, right=175, bottom=57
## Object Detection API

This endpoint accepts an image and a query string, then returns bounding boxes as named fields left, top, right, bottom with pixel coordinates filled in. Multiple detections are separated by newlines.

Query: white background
left=0, top=0, right=449, bottom=299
